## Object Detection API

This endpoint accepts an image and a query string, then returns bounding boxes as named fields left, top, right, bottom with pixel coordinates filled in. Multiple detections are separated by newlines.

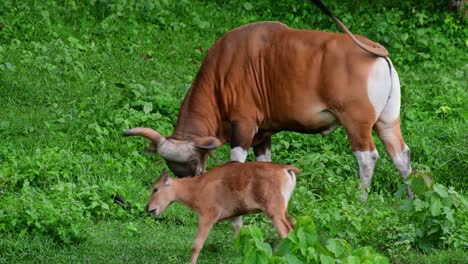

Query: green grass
left=0, top=218, right=240, bottom=264
left=1, top=0, right=467, bottom=263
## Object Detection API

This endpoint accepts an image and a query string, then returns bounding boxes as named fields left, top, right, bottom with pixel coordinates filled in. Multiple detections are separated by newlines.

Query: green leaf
left=297, top=227, right=307, bottom=248
left=433, top=184, right=448, bottom=198
left=5, top=62, right=15, bottom=71
left=236, top=225, right=261, bottom=249
left=410, top=177, right=427, bottom=196
left=421, top=172, right=434, bottom=189
left=400, top=33, right=409, bottom=42
left=242, top=246, right=257, bottom=264
left=320, top=254, right=336, bottom=264
left=255, top=240, right=272, bottom=257
left=429, top=197, right=442, bottom=216
left=101, top=202, right=109, bottom=210
left=326, top=239, right=348, bottom=258
left=399, top=199, right=414, bottom=212
left=306, top=247, right=318, bottom=262
left=243, top=2, right=253, bottom=11
left=417, top=239, right=434, bottom=250
left=276, top=239, right=292, bottom=257
left=342, top=255, right=361, bottom=264
left=143, top=102, right=153, bottom=114
left=352, top=247, right=372, bottom=259
left=413, top=198, right=426, bottom=211
left=284, top=253, right=303, bottom=264
left=394, top=183, right=407, bottom=199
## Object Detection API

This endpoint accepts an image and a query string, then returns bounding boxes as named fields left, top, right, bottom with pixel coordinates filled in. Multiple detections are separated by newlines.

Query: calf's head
left=124, top=127, right=221, bottom=177
left=145, top=172, right=175, bottom=217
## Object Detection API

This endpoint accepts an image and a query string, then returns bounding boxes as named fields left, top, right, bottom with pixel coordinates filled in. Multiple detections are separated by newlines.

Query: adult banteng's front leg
left=229, top=121, right=255, bottom=162
left=229, top=121, right=256, bottom=234
left=253, top=136, right=272, bottom=162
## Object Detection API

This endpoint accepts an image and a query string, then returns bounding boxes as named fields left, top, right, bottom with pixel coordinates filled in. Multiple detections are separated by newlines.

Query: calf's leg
left=266, top=202, right=293, bottom=239
left=270, top=213, right=293, bottom=239
left=190, top=216, right=217, bottom=264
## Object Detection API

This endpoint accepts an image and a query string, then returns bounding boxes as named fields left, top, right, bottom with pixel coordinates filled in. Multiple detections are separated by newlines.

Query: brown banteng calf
left=145, top=162, right=299, bottom=264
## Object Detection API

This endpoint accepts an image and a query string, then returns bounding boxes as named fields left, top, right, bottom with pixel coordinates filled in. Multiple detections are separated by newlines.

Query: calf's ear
left=161, top=171, right=172, bottom=185
left=193, top=137, right=222, bottom=150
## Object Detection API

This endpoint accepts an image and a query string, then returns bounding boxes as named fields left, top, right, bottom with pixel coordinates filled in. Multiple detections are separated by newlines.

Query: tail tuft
left=285, top=165, right=300, bottom=176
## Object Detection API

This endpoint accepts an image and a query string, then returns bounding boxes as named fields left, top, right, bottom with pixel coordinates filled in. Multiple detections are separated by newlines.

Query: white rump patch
left=367, top=58, right=397, bottom=123
left=230, top=147, right=248, bottom=162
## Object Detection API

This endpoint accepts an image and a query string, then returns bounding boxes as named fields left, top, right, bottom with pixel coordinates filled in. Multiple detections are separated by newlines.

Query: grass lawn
left=0, top=0, right=467, bottom=263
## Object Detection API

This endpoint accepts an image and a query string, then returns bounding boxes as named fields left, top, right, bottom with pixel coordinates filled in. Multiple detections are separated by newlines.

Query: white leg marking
left=367, top=58, right=399, bottom=123
left=393, top=145, right=413, bottom=198
left=230, top=147, right=248, bottom=236
left=232, top=216, right=243, bottom=236
left=354, top=149, right=379, bottom=201
left=393, top=145, right=412, bottom=179
left=230, top=147, right=248, bottom=162
left=281, top=169, right=296, bottom=208
left=255, top=148, right=271, bottom=162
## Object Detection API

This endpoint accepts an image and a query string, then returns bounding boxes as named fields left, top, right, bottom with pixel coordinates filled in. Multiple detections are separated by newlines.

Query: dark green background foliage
left=0, top=0, right=467, bottom=263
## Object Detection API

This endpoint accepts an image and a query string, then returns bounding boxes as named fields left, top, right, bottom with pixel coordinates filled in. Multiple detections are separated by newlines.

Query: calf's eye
left=153, top=188, right=159, bottom=193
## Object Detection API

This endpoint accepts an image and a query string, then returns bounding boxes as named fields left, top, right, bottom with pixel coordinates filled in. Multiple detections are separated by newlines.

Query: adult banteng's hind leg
left=253, top=136, right=272, bottom=162
left=338, top=110, right=379, bottom=201
left=373, top=62, right=413, bottom=198
left=374, top=117, right=413, bottom=198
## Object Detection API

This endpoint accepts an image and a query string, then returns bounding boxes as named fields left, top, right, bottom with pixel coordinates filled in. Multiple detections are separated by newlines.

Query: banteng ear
left=161, top=171, right=172, bottom=185
left=193, top=137, right=222, bottom=150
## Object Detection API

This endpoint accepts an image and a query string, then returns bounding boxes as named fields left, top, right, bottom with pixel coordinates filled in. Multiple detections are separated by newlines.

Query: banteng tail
left=310, top=0, right=388, bottom=57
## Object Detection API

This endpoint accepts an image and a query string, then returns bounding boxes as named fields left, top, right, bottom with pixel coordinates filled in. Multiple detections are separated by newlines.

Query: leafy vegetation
left=237, top=217, right=389, bottom=263
left=0, top=0, right=467, bottom=263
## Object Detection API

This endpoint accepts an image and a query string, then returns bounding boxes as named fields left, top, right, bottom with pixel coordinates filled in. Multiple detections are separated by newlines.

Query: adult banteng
left=124, top=1, right=412, bottom=201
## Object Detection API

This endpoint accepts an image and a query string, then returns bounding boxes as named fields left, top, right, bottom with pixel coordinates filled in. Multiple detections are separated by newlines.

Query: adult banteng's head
left=123, top=127, right=222, bottom=177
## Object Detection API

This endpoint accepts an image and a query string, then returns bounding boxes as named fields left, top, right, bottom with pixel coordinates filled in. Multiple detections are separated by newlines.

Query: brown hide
left=147, top=162, right=299, bottom=221
left=146, top=162, right=299, bottom=263
left=173, top=22, right=379, bottom=147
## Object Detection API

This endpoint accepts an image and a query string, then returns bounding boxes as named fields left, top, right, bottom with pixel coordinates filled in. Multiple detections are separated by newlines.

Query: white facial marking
left=367, top=58, right=398, bottom=123
left=255, top=148, right=271, bottom=162
left=354, top=149, right=379, bottom=201
left=393, top=145, right=412, bottom=179
left=230, top=147, right=248, bottom=162
left=157, top=140, right=196, bottom=162
left=281, top=169, right=296, bottom=208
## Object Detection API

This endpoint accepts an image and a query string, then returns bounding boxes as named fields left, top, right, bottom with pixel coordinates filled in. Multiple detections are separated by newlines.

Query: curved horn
left=123, top=127, right=165, bottom=145
left=311, top=0, right=388, bottom=57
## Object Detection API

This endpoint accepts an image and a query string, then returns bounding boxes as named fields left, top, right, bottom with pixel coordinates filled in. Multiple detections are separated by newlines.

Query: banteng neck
left=171, top=70, right=220, bottom=140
